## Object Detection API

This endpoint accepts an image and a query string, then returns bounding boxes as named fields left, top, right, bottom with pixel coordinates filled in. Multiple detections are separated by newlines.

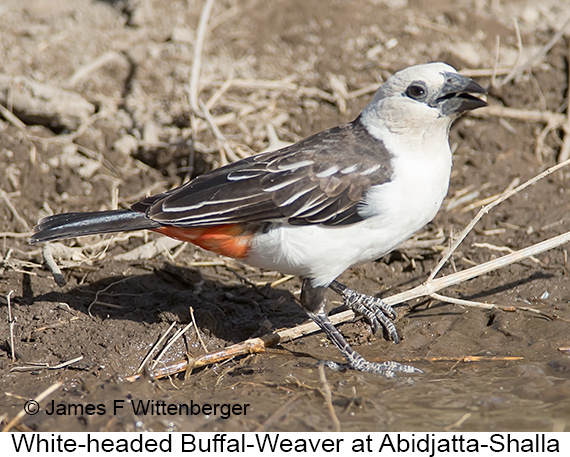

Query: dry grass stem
left=202, top=77, right=298, bottom=92
left=414, top=17, right=454, bottom=35
left=472, top=105, right=565, bottom=125
left=558, top=40, right=570, bottom=163
left=0, top=190, right=31, bottom=231
left=198, top=100, right=241, bottom=164
left=269, top=274, right=295, bottom=288
left=500, top=15, right=570, bottom=87
left=87, top=276, right=132, bottom=316
left=205, top=70, right=235, bottom=111
left=318, top=362, right=341, bottom=432
left=498, top=19, right=524, bottom=88
left=429, top=293, right=554, bottom=319
left=2, top=381, right=63, bottom=432
left=472, top=241, right=541, bottom=264
left=263, top=124, right=293, bottom=152
left=42, top=244, right=67, bottom=286
left=67, top=51, right=125, bottom=87
left=170, top=241, right=188, bottom=260
left=346, top=83, right=380, bottom=100
left=458, top=178, right=520, bottom=213
left=190, top=306, right=208, bottom=352
left=0, top=232, right=32, bottom=238
left=151, top=322, right=194, bottom=370
left=32, top=316, right=80, bottom=333
left=444, top=412, right=472, bottom=431
left=387, top=229, right=570, bottom=307
left=398, top=236, right=446, bottom=251
left=446, top=182, right=492, bottom=211
left=6, top=290, right=16, bottom=362
left=10, top=355, right=84, bottom=372
left=188, top=0, right=215, bottom=114
left=328, top=73, right=348, bottom=114
left=491, top=34, right=501, bottom=87
left=0, top=103, right=27, bottom=129
left=114, top=237, right=183, bottom=261
left=25, top=109, right=104, bottom=146
left=186, top=260, right=229, bottom=267
left=429, top=157, right=570, bottom=282
left=126, top=334, right=276, bottom=381
left=137, top=322, right=177, bottom=373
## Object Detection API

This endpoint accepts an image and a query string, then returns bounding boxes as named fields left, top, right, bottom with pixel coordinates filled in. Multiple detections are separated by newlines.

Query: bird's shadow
left=30, top=263, right=309, bottom=344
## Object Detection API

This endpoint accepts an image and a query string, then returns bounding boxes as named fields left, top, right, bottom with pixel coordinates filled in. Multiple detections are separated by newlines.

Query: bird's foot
left=323, top=353, right=421, bottom=378
left=329, top=280, right=400, bottom=343
left=308, top=308, right=420, bottom=378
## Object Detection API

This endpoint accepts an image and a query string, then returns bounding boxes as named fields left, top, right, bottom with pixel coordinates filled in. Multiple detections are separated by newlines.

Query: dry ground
left=1, top=0, right=570, bottom=432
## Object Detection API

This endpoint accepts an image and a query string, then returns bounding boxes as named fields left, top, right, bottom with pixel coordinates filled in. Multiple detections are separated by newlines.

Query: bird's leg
left=301, top=279, right=419, bottom=376
left=328, top=280, right=400, bottom=343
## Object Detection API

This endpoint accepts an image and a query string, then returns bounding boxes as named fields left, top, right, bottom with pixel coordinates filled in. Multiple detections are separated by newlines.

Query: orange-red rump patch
left=153, top=224, right=253, bottom=259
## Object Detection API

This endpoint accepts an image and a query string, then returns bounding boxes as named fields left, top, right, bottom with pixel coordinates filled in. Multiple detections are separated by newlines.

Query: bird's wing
left=133, top=118, right=394, bottom=227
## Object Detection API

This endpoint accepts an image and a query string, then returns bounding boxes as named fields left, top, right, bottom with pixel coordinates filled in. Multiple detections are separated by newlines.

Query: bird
left=31, top=62, right=487, bottom=377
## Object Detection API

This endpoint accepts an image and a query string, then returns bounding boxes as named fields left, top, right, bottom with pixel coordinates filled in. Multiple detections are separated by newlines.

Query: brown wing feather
left=134, top=116, right=394, bottom=227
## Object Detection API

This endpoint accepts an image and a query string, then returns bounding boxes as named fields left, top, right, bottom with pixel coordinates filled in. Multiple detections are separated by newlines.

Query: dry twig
left=87, top=276, right=132, bottom=316
left=0, top=190, right=31, bottom=231
left=318, top=362, right=341, bottom=432
left=42, top=244, right=67, bottom=287
left=190, top=306, right=208, bottom=352
left=558, top=39, right=570, bottom=163
left=67, top=51, right=126, bottom=87
left=444, top=412, right=472, bottom=431
left=188, top=0, right=215, bottom=114
left=0, top=103, right=27, bottom=129
left=150, top=322, right=194, bottom=370
left=6, top=290, right=16, bottom=362
left=137, top=322, right=177, bottom=373
left=429, top=293, right=554, bottom=320
left=428, top=157, right=570, bottom=282
left=10, top=355, right=84, bottom=372
left=500, top=16, right=570, bottom=87
left=471, top=105, right=565, bottom=126
left=2, top=381, right=63, bottom=432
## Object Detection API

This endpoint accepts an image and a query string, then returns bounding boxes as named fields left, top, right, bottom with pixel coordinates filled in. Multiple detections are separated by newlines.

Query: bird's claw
left=330, top=281, right=400, bottom=343
left=323, top=355, right=421, bottom=377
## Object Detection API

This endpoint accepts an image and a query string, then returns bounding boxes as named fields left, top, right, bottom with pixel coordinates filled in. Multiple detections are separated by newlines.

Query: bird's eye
left=405, top=83, right=426, bottom=100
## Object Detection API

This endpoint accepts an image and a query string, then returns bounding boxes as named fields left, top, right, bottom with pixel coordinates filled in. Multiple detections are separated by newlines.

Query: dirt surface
left=1, top=0, right=570, bottom=432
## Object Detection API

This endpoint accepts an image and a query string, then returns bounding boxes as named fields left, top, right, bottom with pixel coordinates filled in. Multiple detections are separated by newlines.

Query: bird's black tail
left=30, top=209, right=160, bottom=244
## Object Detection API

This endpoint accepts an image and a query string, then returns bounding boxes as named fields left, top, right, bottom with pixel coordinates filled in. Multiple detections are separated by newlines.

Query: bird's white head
left=361, top=62, right=487, bottom=137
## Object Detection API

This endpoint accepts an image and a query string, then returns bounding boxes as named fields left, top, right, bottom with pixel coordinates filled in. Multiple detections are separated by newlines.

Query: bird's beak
left=433, top=72, right=488, bottom=115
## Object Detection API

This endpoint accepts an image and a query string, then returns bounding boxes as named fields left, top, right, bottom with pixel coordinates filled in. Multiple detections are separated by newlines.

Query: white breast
left=246, top=121, right=453, bottom=287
